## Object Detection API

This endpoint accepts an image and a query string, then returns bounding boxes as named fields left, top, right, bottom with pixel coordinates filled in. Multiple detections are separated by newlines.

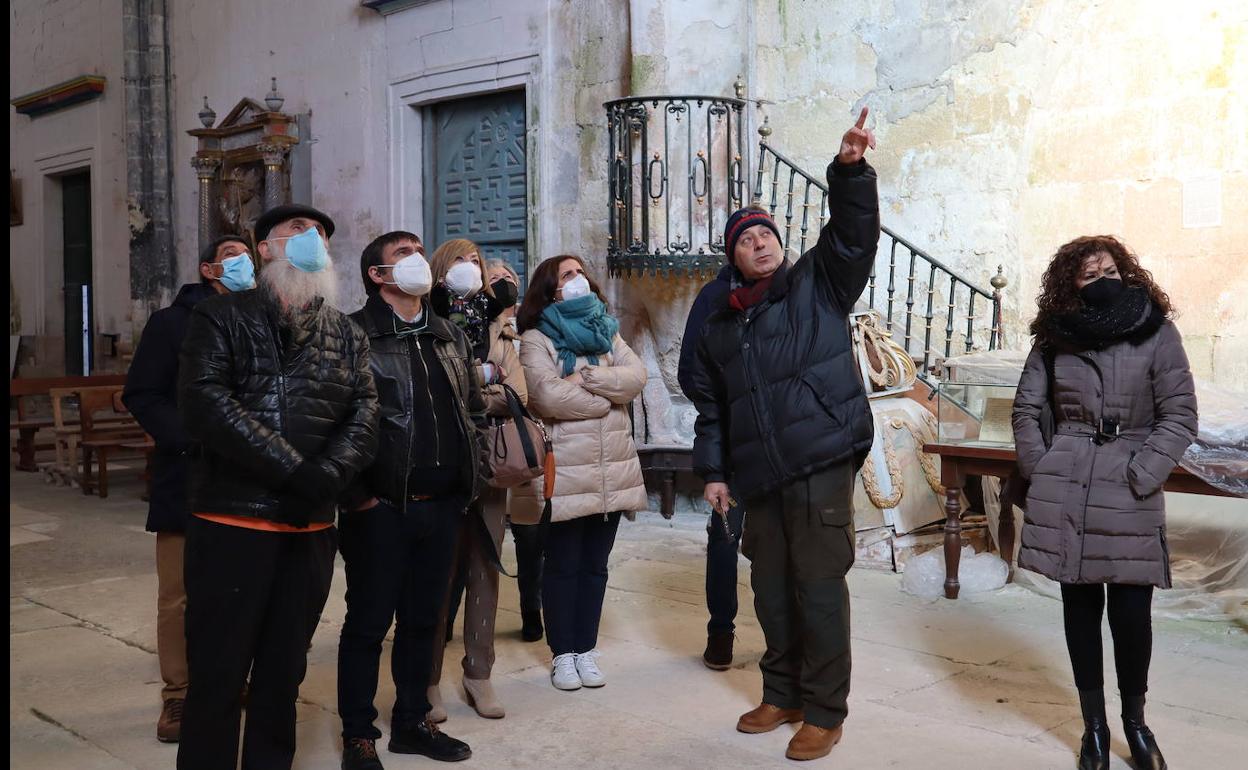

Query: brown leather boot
left=785, top=723, right=843, bottom=761
left=156, top=698, right=184, bottom=743
left=736, top=703, right=804, bottom=734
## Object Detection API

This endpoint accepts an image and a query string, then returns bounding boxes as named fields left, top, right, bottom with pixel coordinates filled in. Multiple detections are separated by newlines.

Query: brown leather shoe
left=785, top=723, right=843, bottom=761
left=736, top=702, right=804, bottom=734
left=156, top=698, right=184, bottom=743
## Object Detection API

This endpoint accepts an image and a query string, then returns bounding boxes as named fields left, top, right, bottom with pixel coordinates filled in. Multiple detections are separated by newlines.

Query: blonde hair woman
left=428, top=238, right=502, bottom=363
left=427, top=241, right=525, bottom=720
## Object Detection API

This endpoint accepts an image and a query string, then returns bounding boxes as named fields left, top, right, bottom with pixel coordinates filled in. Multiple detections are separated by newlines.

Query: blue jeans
left=706, top=504, right=745, bottom=634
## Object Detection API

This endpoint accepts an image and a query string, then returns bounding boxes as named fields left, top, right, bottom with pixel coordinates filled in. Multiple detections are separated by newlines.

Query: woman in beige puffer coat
left=1012, top=235, right=1196, bottom=770
left=516, top=255, right=647, bottom=693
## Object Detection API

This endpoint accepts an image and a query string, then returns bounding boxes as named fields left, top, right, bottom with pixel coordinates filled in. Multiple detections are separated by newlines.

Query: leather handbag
left=487, top=384, right=554, bottom=489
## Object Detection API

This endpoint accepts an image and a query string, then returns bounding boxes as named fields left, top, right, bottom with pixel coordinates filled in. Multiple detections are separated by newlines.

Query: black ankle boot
left=1077, top=690, right=1111, bottom=770
left=1122, top=694, right=1167, bottom=770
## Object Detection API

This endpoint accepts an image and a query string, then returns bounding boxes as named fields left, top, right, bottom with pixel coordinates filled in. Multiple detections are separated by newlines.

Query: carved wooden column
left=191, top=156, right=221, bottom=252
left=188, top=93, right=301, bottom=248
left=258, top=142, right=290, bottom=211
left=940, top=460, right=966, bottom=599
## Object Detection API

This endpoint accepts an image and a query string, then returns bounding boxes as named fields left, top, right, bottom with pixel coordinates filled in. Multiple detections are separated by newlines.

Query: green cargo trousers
left=741, top=460, right=856, bottom=729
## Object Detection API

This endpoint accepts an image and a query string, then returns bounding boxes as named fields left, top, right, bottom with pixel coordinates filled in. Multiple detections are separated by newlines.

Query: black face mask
left=1079, top=276, right=1125, bottom=308
left=491, top=278, right=519, bottom=308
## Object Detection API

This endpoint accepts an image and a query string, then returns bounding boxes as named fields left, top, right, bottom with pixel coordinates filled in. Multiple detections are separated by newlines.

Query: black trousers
left=177, top=516, right=336, bottom=770
left=510, top=520, right=547, bottom=616
left=742, top=462, right=856, bottom=730
left=337, top=498, right=463, bottom=739
left=1060, top=582, right=1154, bottom=697
left=706, top=505, right=745, bottom=634
left=542, top=512, right=621, bottom=656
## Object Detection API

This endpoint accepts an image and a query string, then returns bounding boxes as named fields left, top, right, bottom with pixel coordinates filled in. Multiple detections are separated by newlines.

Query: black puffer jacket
left=343, top=294, right=489, bottom=508
left=688, top=159, right=879, bottom=501
left=178, top=290, right=379, bottom=525
left=123, top=282, right=219, bottom=533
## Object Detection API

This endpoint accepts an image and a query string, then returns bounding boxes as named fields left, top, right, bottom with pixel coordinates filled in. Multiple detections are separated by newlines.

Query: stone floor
left=9, top=468, right=1248, bottom=769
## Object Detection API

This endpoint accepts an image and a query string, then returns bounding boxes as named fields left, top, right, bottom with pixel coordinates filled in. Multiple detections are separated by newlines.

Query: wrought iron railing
left=603, top=94, right=1007, bottom=373
left=605, top=95, right=747, bottom=277
left=754, top=139, right=1007, bottom=372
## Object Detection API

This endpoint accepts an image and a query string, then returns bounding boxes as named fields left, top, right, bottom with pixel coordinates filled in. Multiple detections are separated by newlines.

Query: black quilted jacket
left=687, top=159, right=879, bottom=501
left=177, top=291, right=379, bottom=524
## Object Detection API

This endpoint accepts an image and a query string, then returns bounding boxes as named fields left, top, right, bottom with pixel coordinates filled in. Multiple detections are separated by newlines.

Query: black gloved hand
left=273, top=493, right=313, bottom=529
left=286, top=461, right=341, bottom=505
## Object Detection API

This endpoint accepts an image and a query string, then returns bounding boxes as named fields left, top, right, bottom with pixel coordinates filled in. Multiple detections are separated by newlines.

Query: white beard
left=259, top=259, right=338, bottom=315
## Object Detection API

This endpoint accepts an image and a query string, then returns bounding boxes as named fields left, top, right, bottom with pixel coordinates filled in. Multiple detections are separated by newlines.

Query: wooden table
left=923, top=442, right=1237, bottom=599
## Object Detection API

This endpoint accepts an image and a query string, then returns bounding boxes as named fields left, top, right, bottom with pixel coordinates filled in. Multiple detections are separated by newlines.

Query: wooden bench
left=76, top=387, right=147, bottom=498
left=47, top=385, right=140, bottom=487
left=10, top=374, right=127, bottom=471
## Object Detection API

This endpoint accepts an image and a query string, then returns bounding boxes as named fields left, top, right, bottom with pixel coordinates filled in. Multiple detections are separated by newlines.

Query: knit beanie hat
left=724, top=207, right=782, bottom=264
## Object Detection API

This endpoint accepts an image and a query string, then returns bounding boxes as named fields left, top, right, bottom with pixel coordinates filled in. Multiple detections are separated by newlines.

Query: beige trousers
left=155, top=532, right=189, bottom=701
left=432, top=490, right=507, bottom=682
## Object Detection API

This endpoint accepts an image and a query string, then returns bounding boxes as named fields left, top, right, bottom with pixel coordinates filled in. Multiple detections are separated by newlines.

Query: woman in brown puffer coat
left=1012, top=235, right=1197, bottom=770
left=517, top=254, right=648, bottom=693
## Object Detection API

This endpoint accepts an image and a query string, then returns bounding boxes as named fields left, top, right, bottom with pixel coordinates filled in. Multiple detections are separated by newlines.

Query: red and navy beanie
left=724, top=207, right=782, bottom=263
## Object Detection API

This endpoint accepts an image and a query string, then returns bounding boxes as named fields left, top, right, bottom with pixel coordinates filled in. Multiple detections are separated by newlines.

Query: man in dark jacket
left=122, top=233, right=253, bottom=743
left=676, top=264, right=745, bottom=672
left=176, top=204, right=378, bottom=770
left=686, top=108, right=879, bottom=762
left=336, top=230, right=488, bottom=769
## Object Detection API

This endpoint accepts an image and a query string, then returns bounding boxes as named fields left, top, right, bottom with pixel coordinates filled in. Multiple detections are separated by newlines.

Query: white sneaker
left=575, top=649, right=605, bottom=688
left=551, top=653, right=581, bottom=691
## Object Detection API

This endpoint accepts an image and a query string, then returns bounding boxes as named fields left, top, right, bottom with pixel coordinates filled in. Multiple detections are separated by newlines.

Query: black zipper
left=412, top=335, right=442, bottom=466
left=400, top=334, right=416, bottom=504
left=739, top=309, right=784, bottom=482
left=267, top=322, right=289, bottom=443
left=1071, top=350, right=1105, bottom=581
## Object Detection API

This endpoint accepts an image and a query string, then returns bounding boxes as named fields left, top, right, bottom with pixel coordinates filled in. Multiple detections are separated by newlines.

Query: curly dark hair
left=1030, top=235, right=1173, bottom=344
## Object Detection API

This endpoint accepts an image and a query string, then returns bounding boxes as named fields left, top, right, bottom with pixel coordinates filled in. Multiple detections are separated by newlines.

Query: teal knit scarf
left=536, top=294, right=620, bottom=376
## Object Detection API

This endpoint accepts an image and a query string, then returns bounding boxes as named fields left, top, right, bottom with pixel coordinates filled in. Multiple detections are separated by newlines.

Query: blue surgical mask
left=218, top=253, right=256, bottom=292
left=273, top=227, right=330, bottom=273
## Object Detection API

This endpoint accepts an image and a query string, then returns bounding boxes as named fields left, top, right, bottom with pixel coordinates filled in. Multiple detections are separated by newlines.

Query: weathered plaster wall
left=9, top=0, right=130, bottom=371
left=754, top=0, right=1248, bottom=389
left=617, top=0, right=752, bottom=446
left=168, top=0, right=389, bottom=310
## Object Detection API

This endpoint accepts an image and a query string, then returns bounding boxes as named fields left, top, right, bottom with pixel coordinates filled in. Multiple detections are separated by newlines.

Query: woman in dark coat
left=1012, top=235, right=1197, bottom=770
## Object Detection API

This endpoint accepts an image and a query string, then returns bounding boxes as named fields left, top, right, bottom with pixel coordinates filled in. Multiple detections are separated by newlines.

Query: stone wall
left=167, top=0, right=390, bottom=310
left=753, top=0, right=1248, bottom=389
left=9, top=0, right=131, bottom=372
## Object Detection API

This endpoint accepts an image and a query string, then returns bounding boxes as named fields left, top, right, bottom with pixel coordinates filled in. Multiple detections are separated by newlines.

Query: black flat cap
left=254, top=204, right=336, bottom=243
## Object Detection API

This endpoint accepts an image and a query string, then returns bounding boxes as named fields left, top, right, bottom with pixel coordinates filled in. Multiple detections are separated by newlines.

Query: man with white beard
left=176, top=204, right=379, bottom=770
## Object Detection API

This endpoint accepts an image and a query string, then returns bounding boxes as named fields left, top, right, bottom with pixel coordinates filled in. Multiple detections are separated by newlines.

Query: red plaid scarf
left=728, top=275, right=775, bottom=312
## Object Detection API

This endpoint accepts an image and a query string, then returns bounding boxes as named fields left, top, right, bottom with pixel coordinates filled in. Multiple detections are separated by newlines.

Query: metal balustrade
left=605, top=95, right=748, bottom=278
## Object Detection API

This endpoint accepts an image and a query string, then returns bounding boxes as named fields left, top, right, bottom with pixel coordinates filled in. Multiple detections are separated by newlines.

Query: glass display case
left=934, top=382, right=1019, bottom=447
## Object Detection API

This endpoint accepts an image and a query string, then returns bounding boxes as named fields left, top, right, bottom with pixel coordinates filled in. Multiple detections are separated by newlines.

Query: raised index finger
left=854, top=106, right=869, bottom=130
